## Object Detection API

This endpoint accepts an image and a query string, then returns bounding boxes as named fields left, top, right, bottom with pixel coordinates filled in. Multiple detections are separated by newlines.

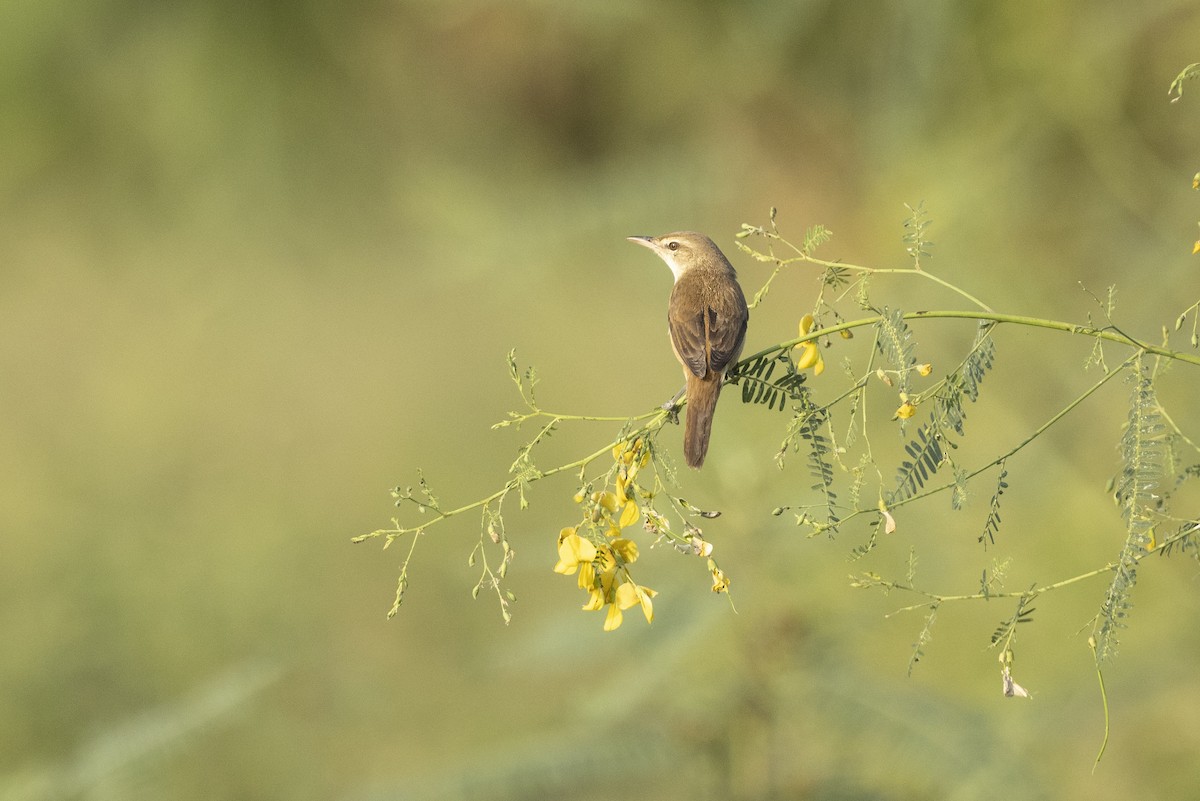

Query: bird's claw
left=661, top=400, right=680, bottom=424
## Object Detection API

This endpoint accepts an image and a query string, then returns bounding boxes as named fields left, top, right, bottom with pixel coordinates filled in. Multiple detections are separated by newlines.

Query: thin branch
left=742, top=311, right=1200, bottom=368
left=355, top=409, right=673, bottom=546
left=791, top=352, right=1134, bottom=528
left=878, top=521, right=1200, bottom=616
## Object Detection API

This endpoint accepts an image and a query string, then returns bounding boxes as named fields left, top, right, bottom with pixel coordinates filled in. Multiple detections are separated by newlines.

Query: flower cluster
left=555, top=529, right=656, bottom=631
left=553, top=439, right=657, bottom=631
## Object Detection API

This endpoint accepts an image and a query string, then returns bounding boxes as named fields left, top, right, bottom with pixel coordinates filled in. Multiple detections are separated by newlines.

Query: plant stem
left=742, top=310, right=1200, bottom=368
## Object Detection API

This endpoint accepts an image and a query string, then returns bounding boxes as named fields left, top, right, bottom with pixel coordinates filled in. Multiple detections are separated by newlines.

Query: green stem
left=880, top=521, right=1198, bottom=616
left=354, top=410, right=672, bottom=545
left=800, top=254, right=996, bottom=312
left=742, top=310, right=1200, bottom=368
left=1091, top=636, right=1110, bottom=771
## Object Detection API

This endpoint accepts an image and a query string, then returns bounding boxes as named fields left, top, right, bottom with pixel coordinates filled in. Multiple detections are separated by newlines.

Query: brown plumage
left=628, top=232, right=749, bottom=468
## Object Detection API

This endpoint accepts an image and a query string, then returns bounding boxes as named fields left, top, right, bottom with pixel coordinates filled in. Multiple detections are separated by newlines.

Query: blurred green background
left=3, top=1, right=1200, bottom=798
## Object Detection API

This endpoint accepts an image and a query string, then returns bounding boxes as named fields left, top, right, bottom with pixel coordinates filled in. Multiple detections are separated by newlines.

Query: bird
left=628, top=231, right=749, bottom=468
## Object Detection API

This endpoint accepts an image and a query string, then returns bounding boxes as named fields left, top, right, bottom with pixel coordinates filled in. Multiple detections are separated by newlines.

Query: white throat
left=660, top=254, right=687, bottom=283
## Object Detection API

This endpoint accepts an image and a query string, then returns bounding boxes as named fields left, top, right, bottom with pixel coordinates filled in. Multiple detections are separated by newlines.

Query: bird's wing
left=707, top=286, right=749, bottom=375
left=668, top=280, right=748, bottom=378
left=668, top=300, right=710, bottom=379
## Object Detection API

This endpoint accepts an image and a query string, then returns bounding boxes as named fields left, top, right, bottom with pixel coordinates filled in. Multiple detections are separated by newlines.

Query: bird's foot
left=661, top=384, right=686, bottom=424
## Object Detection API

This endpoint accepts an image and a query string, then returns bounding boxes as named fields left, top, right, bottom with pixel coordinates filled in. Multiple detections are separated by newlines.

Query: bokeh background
left=3, top=1, right=1199, bottom=799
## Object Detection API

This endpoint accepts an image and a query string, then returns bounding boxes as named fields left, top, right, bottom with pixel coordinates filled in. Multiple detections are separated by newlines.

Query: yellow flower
left=610, top=538, right=639, bottom=563
left=554, top=528, right=596, bottom=575
left=582, top=587, right=605, bottom=611
left=583, top=565, right=658, bottom=630
left=583, top=565, right=617, bottom=608
left=708, top=559, right=730, bottom=593
left=711, top=568, right=730, bottom=593
left=636, top=586, right=657, bottom=623
left=618, top=467, right=643, bottom=503
left=895, top=401, right=917, bottom=419
left=603, top=601, right=624, bottom=631
left=616, top=580, right=657, bottom=624
left=612, top=438, right=645, bottom=466
left=618, top=499, right=640, bottom=529
left=592, top=491, right=619, bottom=514
left=594, top=545, right=617, bottom=572
left=794, top=341, right=823, bottom=372
left=615, top=581, right=637, bottom=610
left=916, top=363, right=933, bottom=377
left=793, top=315, right=825, bottom=375
left=577, top=559, right=596, bottom=590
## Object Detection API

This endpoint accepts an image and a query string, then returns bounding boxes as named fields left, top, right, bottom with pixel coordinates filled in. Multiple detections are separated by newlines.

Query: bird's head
left=627, top=231, right=724, bottom=282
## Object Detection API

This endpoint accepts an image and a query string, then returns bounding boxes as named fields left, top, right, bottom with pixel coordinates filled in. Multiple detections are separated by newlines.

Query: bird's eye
left=667, top=241, right=679, bottom=251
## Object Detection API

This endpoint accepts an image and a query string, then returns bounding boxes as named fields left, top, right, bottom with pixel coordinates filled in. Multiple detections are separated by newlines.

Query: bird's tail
left=683, top=372, right=722, bottom=469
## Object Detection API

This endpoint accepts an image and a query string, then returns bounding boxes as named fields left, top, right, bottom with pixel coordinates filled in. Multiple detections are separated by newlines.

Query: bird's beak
left=627, top=235, right=657, bottom=251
